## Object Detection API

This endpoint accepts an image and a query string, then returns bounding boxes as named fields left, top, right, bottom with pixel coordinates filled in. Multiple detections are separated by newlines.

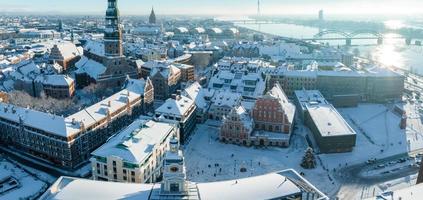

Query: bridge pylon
left=346, top=38, right=352, bottom=46
left=377, top=37, right=383, bottom=45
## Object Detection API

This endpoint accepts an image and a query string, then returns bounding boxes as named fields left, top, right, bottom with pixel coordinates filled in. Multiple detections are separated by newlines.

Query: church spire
left=149, top=6, right=157, bottom=24
left=104, top=0, right=123, bottom=57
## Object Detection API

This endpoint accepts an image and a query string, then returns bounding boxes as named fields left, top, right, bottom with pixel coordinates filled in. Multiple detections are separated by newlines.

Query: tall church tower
left=149, top=7, right=157, bottom=24
left=104, top=0, right=123, bottom=57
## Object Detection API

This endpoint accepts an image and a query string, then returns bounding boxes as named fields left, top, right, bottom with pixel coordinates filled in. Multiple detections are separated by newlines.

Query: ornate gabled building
left=75, top=0, right=139, bottom=88
left=149, top=7, right=157, bottom=24
left=49, top=41, right=83, bottom=71
left=220, top=105, right=253, bottom=145
left=150, top=62, right=181, bottom=100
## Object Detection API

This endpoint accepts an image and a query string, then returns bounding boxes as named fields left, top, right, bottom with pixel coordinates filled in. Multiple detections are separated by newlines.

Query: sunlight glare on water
left=371, top=33, right=405, bottom=68
left=384, top=20, right=405, bottom=30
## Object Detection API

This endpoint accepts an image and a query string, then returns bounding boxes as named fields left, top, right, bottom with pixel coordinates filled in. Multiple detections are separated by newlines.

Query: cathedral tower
left=104, top=0, right=123, bottom=57
left=149, top=7, right=157, bottom=24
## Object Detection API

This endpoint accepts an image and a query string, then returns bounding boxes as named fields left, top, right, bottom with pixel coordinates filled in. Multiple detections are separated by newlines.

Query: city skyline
left=1, top=0, right=423, bottom=16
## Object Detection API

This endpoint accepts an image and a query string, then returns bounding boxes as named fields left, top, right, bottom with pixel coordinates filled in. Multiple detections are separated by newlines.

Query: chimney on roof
left=108, top=101, right=111, bottom=107
left=171, top=94, right=177, bottom=100
left=80, top=121, right=85, bottom=131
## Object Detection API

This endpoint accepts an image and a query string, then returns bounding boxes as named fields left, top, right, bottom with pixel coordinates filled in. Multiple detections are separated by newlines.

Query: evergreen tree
left=301, top=147, right=316, bottom=169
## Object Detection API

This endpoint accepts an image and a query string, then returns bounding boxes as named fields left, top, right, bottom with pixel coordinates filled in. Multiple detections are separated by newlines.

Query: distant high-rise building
left=149, top=7, right=156, bottom=24
left=319, top=10, right=324, bottom=22
left=418, top=162, right=423, bottom=184
left=58, top=19, right=64, bottom=32
left=104, top=0, right=123, bottom=57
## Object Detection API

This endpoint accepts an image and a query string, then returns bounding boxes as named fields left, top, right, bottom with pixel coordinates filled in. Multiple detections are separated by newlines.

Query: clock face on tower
left=170, top=166, right=179, bottom=172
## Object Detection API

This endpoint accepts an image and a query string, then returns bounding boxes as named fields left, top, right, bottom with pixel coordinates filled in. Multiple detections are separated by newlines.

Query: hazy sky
left=1, top=0, right=423, bottom=16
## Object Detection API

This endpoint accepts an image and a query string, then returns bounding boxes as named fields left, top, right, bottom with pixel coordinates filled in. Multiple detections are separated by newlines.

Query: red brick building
left=251, top=83, right=296, bottom=147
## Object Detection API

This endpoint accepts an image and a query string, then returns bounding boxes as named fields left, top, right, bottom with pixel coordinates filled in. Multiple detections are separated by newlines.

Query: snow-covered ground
left=320, top=103, right=423, bottom=169
left=0, top=157, right=52, bottom=200
left=184, top=123, right=338, bottom=196
left=184, top=103, right=423, bottom=198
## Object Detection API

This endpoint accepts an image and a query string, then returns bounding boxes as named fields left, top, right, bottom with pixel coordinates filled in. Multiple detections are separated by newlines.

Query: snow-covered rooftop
left=183, top=82, right=208, bottom=110
left=0, top=79, right=147, bottom=139
left=306, top=104, right=356, bottom=137
left=51, top=41, right=83, bottom=60
left=211, top=90, right=241, bottom=108
left=66, top=79, right=149, bottom=136
left=84, top=40, right=105, bottom=57
left=149, top=62, right=181, bottom=79
left=227, top=105, right=253, bottom=132
left=196, top=171, right=301, bottom=200
left=0, top=103, right=68, bottom=138
left=209, top=70, right=266, bottom=99
left=155, top=95, right=196, bottom=118
left=37, top=75, right=74, bottom=86
left=92, top=120, right=175, bottom=164
left=75, top=56, right=106, bottom=79
left=40, top=176, right=156, bottom=200
left=366, top=183, right=423, bottom=200
left=265, top=83, right=296, bottom=124
left=41, top=169, right=327, bottom=200
left=294, top=90, right=328, bottom=111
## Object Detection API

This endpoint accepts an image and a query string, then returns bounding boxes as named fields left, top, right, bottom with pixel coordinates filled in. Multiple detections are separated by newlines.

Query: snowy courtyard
left=183, top=103, right=423, bottom=198
left=320, top=103, right=423, bottom=169
left=183, top=123, right=338, bottom=196
left=0, top=156, right=54, bottom=200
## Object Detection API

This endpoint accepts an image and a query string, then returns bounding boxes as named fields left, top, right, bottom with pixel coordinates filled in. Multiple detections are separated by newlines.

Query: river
left=237, top=22, right=423, bottom=75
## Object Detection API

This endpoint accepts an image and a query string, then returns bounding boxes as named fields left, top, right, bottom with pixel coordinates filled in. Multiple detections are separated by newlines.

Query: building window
left=123, top=169, right=127, bottom=174
left=170, top=183, right=179, bottom=192
left=131, top=171, right=135, bottom=176
left=113, top=174, right=117, bottom=180
left=113, top=161, right=116, bottom=166
left=131, top=177, right=135, bottom=182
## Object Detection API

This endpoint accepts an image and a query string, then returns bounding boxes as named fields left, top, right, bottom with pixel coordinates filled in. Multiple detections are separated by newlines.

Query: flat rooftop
left=91, top=120, right=175, bottom=164
left=306, top=104, right=356, bottom=137
left=294, top=90, right=328, bottom=111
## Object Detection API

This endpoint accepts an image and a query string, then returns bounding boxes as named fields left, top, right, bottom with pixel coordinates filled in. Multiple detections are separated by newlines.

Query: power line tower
left=257, top=0, right=261, bottom=17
